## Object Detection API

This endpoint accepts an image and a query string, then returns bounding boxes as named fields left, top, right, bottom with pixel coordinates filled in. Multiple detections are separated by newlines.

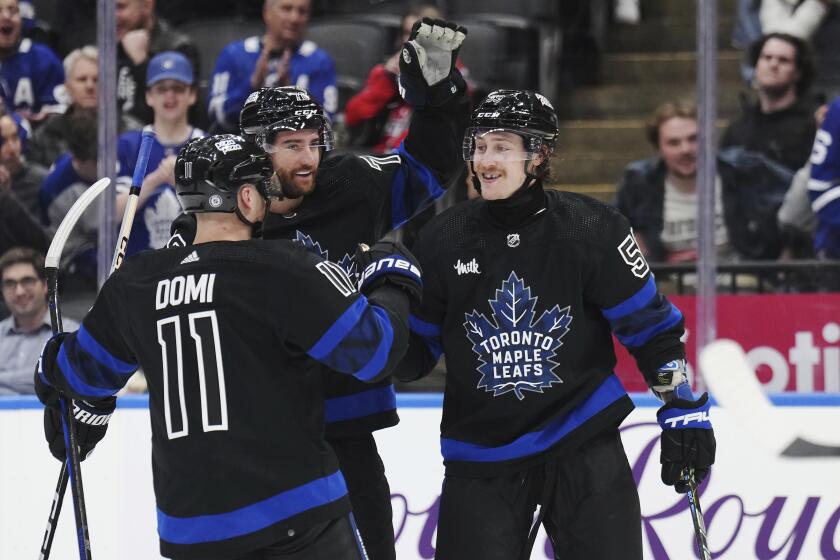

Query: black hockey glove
left=35, top=333, right=116, bottom=462
left=167, top=212, right=197, bottom=248
left=398, top=17, right=467, bottom=109
left=656, top=385, right=716, bottom=493
left=355, top=240, right=423, bottom=309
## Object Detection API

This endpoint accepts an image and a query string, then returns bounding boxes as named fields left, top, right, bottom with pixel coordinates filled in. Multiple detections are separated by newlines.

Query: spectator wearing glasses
left=0, top=247, right=78, bottom=394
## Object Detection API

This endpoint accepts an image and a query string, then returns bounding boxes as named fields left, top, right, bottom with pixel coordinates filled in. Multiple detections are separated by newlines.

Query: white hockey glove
left=399, top=17, right=467, bottom=109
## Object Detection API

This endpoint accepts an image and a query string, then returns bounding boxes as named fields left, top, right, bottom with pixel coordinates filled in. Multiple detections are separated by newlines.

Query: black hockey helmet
left=175, top=134, right=276, bottom=214
left=463, top=90, right=559, bottom=163
left=239, top=86, right=335, bottom=153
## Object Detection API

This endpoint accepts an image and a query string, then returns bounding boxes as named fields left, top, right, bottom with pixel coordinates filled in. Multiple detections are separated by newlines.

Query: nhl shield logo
left=507, top=234, right=520, bottom=248
left=464, top=271, right=573, bottom=401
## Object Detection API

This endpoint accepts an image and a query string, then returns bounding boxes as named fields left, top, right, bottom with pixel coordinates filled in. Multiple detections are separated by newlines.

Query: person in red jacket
left=344, top=4, right=471, bottom=153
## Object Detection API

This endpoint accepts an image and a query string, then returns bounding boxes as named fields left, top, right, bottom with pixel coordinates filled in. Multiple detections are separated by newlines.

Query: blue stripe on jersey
left=308, top=298, right=396, bottom=381
left=57, top=333, right=136, bottom=398
left=324, top=385, right=397, bottom=423
left=409, top=314, right=443, bottom=361
left=157, top=470, right=348, bottom=545
left=601, top=275, right=657, bottom=320
left=76, top=325, right=136, bottom=374
left=440, top=375, right=627, bottom=463
left=391, top=144, right=445, bottom=229
left=612, top=303, right=683, bottom=348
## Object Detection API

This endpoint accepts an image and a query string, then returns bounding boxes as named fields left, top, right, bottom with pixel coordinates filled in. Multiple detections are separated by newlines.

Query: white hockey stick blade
left=45, top=177, right=111, bottom=269
left=700, top=339, right=840, bottom=457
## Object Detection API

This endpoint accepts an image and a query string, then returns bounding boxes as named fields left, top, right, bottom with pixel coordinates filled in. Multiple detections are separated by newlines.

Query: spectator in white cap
left=115, top=50, right=204, bottom=255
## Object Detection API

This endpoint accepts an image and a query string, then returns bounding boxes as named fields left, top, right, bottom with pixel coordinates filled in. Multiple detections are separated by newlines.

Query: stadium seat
left=179, top=18, right=264, bottom=86
left=444, top=0, right=558, bottom=20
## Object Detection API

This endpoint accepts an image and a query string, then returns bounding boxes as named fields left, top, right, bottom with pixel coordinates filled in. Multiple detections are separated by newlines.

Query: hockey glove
left=355, top=240, right=423, bottom=309
left=35, top=333, right=117, bottom=461
left=398, top=17, right=467, bottom=109
left=657, top=384, right=716, bottom=493
left=167, top=212, right=197, bottom=248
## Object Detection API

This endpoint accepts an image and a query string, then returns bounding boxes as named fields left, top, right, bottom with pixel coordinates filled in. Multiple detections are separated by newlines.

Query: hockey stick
left=39, top=177, right=111, bottom=560
left=699, top=339, right=840, bottom=457
left=39, top=128, right=156, bottom=560
left=682, top=468, right=711, bottom=560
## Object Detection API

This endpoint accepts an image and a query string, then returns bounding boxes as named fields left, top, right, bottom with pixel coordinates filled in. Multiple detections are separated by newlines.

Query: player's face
left=66, top=57, right=98, bottom=109
left=472, top=132, right=530, bottom=200
left=115, top=0, right=151, bottom=40
left=146, top=80, right=196, bottom=122
left=0, top=0, right=21, bottom=51
left=657, top=116, right=698, bottom=180
left=264, top=0, right=310, bottom=46
left=754, top=37, right=800, bottom=94
left=1, top=262, right=47, bottom=321
left=269, top=129, right=321, bottom=199
left=0, top=116, right=21, bottom=169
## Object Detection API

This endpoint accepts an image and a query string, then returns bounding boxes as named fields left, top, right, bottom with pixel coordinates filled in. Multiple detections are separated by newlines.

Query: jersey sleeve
left=34, top=45, right=65, bottom=114
left=343, top=64, right=396, bottom=127
left=46, top=274, right=139, bottom=401
left=809, top=97, right=840, bottom=225
left=208, top=42, right=253, bottom=132
left=589, top=215, right=685, bottom=382
left=283, top=249, right=409, bottom=383
left=399, top=220, right=445, bottom=381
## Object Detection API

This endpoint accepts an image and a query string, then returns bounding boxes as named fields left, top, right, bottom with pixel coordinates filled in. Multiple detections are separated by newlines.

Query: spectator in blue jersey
left=39, top=107, right=100, bottom=286
left=809, top=94, right=840, bottom=259
left=115, top=0, right=199, bottom=126
left=208, top=0, right=337, bottom=133
left=29, top=46, right=143, bottom=168
left=0, top=0, right=64, bottom=122
left=117, top=51, right=203, bottom=255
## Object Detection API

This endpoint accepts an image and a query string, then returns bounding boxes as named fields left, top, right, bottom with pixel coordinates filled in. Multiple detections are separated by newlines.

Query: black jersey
left=262, top=98, right=468, bottom=437
left=47, top=240, right=409, bottom=558
left=403, top=189, right=685, bottom=477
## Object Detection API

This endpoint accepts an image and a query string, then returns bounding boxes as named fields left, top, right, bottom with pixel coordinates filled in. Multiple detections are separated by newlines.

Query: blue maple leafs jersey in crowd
left=403, top=191, right=686, bottom=476
left=0, top=38, right=64, bottom=114
left=208, top=37, right=337, bottom=131
left=117, top=126, right=204, bottom=255
left=39, top=240, right=410, bottom=558
left=809, top=95, right=840, bottom=257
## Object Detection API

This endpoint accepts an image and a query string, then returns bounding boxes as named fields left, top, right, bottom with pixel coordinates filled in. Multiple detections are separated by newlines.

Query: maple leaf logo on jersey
left=464, top=271, right=572, bottom=401
left=293, top=231, right=357, bottom=281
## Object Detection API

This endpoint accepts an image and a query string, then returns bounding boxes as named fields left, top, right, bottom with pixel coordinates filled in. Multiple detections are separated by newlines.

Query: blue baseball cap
left=147, top=51, right=194, bottom=87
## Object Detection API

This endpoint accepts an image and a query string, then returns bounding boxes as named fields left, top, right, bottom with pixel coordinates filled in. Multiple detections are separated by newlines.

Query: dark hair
left=749, top=32, right=814, bottom=95
left=646, top=99, right=697, bottom=148
left=0, top=247, right=46, bottom=281
left=65, top=106, right=98, bottom=162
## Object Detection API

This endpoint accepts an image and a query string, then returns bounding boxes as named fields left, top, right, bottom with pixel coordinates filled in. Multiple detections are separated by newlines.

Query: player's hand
left=121, top=28, right=150, bottom=65
left=355, top=240, right=422, bottom=309
left=168, top=212, right=197, bottom=248
left=399, top=18, right=467, bottom=108
left=34, top=333, right=117, bottom=462
left=657, top=387, right=716, bottom=493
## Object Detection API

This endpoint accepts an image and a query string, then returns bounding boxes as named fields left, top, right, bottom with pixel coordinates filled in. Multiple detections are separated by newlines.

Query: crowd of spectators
left=1, top=0, right=840, bottom=395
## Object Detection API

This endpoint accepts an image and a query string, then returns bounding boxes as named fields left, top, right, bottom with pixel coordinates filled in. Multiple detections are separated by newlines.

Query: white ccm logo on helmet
left=663, top=411, right=711, bottom=428
left=477, top=112, right=500, bottom=118
left=358, top=257, right=420, bottom=286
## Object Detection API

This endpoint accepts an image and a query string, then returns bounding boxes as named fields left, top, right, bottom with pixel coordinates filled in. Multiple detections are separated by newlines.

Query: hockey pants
left=434, top=429, right=642, bottom=560
left=329, top=432, right=396, bottom=560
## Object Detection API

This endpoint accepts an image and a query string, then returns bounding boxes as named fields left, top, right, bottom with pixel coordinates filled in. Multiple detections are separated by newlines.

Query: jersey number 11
left=157, top=310, right=229, bottom=440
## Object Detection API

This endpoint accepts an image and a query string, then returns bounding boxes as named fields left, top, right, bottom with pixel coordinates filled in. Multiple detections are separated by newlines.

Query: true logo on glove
left=662, top=411, right=711, bottom=428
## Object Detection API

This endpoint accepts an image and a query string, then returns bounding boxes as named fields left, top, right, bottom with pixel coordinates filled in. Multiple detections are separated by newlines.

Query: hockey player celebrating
left=34, top=134, right=422, bottom=559
left=171, top=17, right=468, bottom=560
left=398, top=90, right=717, bottom=559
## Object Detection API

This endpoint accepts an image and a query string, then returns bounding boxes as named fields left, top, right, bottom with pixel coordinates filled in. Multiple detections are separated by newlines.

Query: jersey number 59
left=157, top=310, right=228, bottom=440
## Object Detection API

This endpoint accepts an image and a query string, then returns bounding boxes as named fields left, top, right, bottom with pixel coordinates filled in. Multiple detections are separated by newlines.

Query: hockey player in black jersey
left=399, top=91, right=717, bottom=559
left=34, top=135, right=423, bottom=559
left=169, top=18, right=469, bottom=560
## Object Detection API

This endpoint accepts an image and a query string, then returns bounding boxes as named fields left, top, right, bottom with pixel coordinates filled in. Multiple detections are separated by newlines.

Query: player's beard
left=274, top=165, right=318, bottom=199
